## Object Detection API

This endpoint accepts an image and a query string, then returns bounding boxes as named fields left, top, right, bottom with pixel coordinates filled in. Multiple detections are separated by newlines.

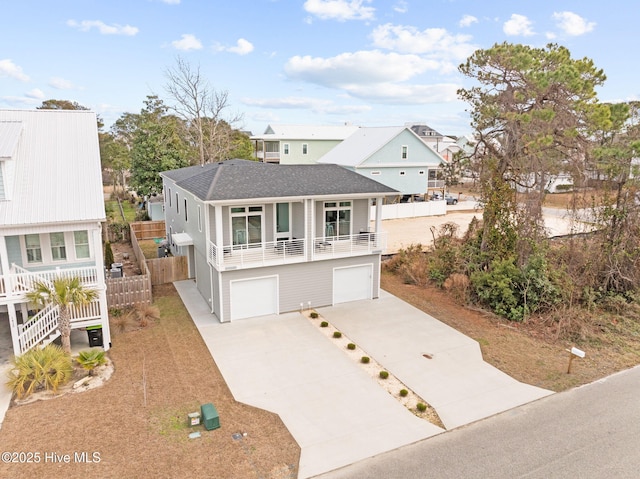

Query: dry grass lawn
left=0, top=284, right=299, bottom=479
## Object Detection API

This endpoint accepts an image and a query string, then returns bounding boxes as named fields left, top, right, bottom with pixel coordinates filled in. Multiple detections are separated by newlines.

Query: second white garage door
left=230, top=276, right=278, bottom=320
left=333, top=264, right=373, bottom=305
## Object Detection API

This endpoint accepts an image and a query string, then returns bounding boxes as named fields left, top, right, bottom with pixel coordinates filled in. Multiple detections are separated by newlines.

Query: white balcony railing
left=0, top=265, right=101, bottom=299
left=207, top=232, right=386, bottom=270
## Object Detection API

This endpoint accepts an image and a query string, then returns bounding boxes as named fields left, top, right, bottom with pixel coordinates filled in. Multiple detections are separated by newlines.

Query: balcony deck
left=208, top=232, right=386, bottom=270
left=0, top=265, right=101, bottom=302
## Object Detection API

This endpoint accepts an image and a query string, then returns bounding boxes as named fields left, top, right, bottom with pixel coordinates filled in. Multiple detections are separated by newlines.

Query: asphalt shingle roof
left=161, top=159, right=398, bottom=201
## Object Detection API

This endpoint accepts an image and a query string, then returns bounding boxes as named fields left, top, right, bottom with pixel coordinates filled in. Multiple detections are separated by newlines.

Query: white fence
left=370, top=201, right=447, bottom=220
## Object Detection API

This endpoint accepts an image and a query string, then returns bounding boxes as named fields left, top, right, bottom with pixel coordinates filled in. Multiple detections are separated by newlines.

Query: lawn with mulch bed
left=0, top=284, right=300, bottom=479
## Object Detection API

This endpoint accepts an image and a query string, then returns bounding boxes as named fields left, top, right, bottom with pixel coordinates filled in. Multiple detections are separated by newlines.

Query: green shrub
left=416, top=402, right=427, bottom=412
left=310, top=311, right=319, bottom=319
left=379, top=371, right=389, bottom=379
left=7, top=345, right=73, bottom=399
left=76, top=349, right=107, bottom=376
left=361, top=356, right=370, bottom=364
left=399, top=389, right=408, bottom=397
left=347, top=343, right=356, bottom=350
left=104, top=241, right=115, bottom=269
left=320, top=321, right=328, bottom=327
left=333, top=331, right=342, bottom=339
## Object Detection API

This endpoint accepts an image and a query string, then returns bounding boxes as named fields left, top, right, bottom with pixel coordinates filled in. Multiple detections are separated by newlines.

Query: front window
left=283, top=143, right=290, bottom=155
left=324, top=201, right=351, bottom=238
left=401, top=145, right=408, bottom=159
left=50, top=232, right=66, bottom=261
left=74, top=230, right=90, bottom=259
left=231, top=206, right=263, bottom=246
left=25, top=234, right=42, bottom=263
left=302, top=143, right=308, bottom=155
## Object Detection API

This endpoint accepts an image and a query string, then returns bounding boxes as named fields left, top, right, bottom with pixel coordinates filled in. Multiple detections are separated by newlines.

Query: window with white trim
left=283, top=143, right=290, bottom=155
left=50, top=232, right=67, bottom=261
left=197, top=205, right=202, bottom=232
left=184, top=198, right=188, bottom=221
left=230, top=206, right=263, bottom=246
left=399, top=170, right=406, bottom=176
left=74, top=230, right=90, bottom=259
left=418, top=170, right=425, bottom=175
left=25, top=234, right=42, bottom=263
left=302, top=143, right=308, bottom=155
left=176, top=192, right=179, bottom=213
left=324, top=201, right=351, bottom=238
left=401, top=145, right=408, bottom=159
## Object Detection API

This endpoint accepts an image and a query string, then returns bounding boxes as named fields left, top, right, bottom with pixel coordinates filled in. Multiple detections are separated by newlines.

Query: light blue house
left=317, top=126, right=443, bottom=196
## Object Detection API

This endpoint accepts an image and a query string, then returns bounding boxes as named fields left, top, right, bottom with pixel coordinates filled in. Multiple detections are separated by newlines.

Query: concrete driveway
left=174, top=281, right=441, bottom=479
left=175, top=281, right=552, bottom=478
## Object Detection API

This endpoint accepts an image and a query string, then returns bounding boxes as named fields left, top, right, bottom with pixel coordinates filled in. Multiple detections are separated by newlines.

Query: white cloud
left=171, top=34, right=203, bottom=51
left=243, top=96, right=371, bottom=114
left=370, top=24, right=477, bottom=63
left=227, top=38, right=254, bottom=55
left=459, top=15, right=478, bottom=28
left=553, top=11, right=595, bottom=36
left=393, top=1, right=408, bottom=14
left=0, top=59, right=30, bottom=82
left=67, top=19, right=139, bottom=36
left=285, top=50, right=437, bottom=87
left=25, top=88, right=45, bottom=100
left=48, top=77, right=76, bottom=90
left=343, top=82, right=460, bottom=104
left=303, top=0, right=375, bottom=21
left=503, top=14, right=534, bottom=36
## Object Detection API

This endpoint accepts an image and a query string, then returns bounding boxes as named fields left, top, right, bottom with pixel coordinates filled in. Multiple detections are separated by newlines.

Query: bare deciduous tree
left=164, top=57, right=244, bottom=165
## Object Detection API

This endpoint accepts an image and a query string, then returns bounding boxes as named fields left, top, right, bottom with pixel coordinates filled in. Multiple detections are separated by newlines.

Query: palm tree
left=26, top=277, right=99, bottom=355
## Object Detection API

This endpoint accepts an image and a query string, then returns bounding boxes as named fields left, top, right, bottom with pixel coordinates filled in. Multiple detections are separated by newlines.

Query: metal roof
left=161, top=159, right=398, bottom=201
left=0, top=109, right=106, bottom=227
left=0, top=121, right=22, bottom=159
left=252, top=123, right=360, bottom=141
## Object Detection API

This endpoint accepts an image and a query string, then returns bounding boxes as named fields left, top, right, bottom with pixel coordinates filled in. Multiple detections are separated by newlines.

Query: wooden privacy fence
left=106, top=275, right=152, bottom=309
left=130, top=220, right=166, bottom=240
left=147, top=255, right=188, bottom=285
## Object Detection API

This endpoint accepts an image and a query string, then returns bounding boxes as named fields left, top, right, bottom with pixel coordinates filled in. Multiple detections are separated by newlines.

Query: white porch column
left=374, top=197, right=383, bottom=233
left=7, top=303, right=21, bottom=356
left=0, top=235, right=10, bottom=276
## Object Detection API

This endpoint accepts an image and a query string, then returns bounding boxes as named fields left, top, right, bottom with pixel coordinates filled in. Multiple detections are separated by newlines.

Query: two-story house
left=317, top=126, right=444, bottom=196
left=0, top=109, right=111, bottom=356
left=160, top=159, right=397, bottom=321
left=251, top=123, right=360, bottom=164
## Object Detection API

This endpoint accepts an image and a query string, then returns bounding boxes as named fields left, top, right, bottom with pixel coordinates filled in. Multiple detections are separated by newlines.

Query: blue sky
left=1, top=0, right=637, bottom=136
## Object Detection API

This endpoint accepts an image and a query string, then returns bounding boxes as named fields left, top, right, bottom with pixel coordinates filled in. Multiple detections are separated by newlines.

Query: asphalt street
left=317, top=365, right=640, bottom=479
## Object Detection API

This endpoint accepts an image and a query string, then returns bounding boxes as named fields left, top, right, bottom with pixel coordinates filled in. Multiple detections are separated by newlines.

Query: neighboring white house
left=0, top=109, right=111, bottom=356
left=251, top=123, right=360, bottom=164
left=160, top=159, right=397, bottom=322
left=317, top=126, right=444, bottom=195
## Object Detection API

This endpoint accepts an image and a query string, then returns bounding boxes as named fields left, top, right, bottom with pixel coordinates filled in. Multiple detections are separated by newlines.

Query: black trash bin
left=87, top=326, right=103, bottom=347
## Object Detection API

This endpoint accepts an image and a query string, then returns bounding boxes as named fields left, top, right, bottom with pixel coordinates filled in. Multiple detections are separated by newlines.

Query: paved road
left=316, top=365, right=640, bottom=479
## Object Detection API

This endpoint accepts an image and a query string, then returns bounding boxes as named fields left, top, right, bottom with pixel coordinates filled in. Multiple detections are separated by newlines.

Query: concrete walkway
left=174, top=280, right=552, bottom=478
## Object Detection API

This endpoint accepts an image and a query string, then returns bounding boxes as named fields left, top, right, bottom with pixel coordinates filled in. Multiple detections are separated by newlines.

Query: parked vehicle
left=445, top=194, right=458, bottom=205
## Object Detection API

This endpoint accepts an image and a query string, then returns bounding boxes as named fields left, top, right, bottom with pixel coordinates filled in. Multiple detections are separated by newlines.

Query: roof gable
left=253, top=124, right=360, bottom=141
left=318, top=126, right=443, bottom=167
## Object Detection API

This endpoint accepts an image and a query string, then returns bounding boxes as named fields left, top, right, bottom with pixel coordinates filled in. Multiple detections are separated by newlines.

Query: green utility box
left=201, top=403, right=220, bottom=431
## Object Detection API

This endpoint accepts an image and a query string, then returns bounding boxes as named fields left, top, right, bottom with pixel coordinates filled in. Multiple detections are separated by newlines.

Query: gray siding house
left=160, top=160, right=397, bottom=322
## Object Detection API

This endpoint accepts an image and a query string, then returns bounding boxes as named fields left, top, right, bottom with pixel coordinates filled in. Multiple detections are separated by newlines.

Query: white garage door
left=333, top=264, right=373, bottom=305
left=230, top=276, right=278, bottom=320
